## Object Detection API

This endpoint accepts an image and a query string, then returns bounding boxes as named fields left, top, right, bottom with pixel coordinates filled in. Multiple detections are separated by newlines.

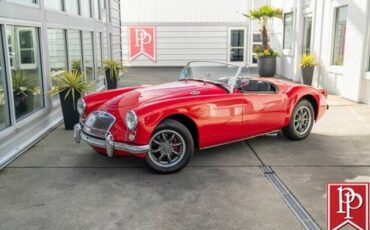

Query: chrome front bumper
left=73, top=124, right=150, bottom=157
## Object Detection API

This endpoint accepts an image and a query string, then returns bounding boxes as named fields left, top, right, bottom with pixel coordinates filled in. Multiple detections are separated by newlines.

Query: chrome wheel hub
left=294, top=106, right=312, bottom=135
left=148, top=129, right=186, bottom=168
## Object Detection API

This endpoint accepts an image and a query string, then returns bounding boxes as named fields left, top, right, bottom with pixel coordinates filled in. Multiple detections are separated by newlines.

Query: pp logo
left=327, top=183, right=369, bottom=230
left=128, top=27, right=156, bottom=62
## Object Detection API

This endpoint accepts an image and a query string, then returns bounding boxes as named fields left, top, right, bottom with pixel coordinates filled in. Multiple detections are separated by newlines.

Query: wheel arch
left=159, top=114, right=199, bottom=149
left=299, top=94, right=319, bottom=120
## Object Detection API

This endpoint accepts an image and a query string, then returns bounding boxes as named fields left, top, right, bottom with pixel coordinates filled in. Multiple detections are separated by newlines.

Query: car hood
left=105, top=80, right=227, bottom=108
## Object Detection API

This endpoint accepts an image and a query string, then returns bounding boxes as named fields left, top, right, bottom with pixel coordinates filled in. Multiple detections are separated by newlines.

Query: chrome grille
left=83, top=111, right=116, bottom=138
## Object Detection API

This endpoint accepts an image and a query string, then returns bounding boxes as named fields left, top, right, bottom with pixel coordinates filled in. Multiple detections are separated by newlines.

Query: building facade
left=121, top=0, right=370, bottom=105
left=0, top=0, right=122, bottom=168
left=269, top=0, right=370, bottom=105
left=120, top=0, right=251, bottom=66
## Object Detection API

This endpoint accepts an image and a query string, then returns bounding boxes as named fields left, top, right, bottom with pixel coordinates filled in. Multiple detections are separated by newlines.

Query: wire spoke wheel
left=293, top=105, right=312, bottom=135
left=148, top=129, right=186, bottom=168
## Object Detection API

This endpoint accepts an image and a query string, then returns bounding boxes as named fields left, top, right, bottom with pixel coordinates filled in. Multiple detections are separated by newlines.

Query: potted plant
left=49, top=70, right=94, bottom=130
left=71, top=59, right=82, bottom=74
left=244, top=5, right=283, bottom=77
left=12, top=69, right=40, bottom=118
left=102, top=59, right=125, bottom=90
left=300, top=54, right=318, bottom=85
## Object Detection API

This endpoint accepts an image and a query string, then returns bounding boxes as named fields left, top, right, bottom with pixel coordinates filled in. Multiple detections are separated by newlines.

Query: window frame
left=2, top=24, right=46, bottom=126
left=80, top=0, right=93, bottom=18
left=94, top=0, right=101, bottom=20
left=227, top=27, right=247, bottom=65
left=82, top=31, right=95, bottom=81
left=44, top=0, right=64, bottom=12
left=46, top=28, right=68, bottom=102
left=250, top=32, right=262, bottom=66
left=16, top=27, right=37, bottom=70
left=0, top=25, right=12, bottom=132
left=5, top=0, right=39, bottom=7
left=331, top=5, right=348, bottom=66
left=302, top=14, right=313, bottom=54
left=282, top=11, right=294, bottom=55
left=67, top=29, right=83, bottom=73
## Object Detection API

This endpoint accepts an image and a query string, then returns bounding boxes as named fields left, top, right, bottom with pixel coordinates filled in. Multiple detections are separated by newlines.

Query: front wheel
left=282, top=99, right=314, bottom=140
left=146, top=119, right=194, bottom=173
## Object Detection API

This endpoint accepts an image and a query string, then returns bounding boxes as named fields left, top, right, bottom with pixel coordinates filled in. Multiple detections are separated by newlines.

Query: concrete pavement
left=1, top=67, right=369, bottom=229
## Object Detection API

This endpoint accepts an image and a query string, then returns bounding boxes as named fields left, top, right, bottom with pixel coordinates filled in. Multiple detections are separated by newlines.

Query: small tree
left=244, top=5, right=283, bottom=50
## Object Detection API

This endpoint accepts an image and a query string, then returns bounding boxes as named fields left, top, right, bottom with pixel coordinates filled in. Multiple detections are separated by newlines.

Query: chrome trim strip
left=74, top=124, right=150, bottom=156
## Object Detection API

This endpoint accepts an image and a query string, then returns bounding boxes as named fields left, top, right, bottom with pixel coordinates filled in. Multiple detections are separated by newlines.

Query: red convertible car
left=74, top=61, right=328, bottom=173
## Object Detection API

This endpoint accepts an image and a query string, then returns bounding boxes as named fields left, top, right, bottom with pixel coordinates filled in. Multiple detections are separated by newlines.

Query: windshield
left=178, top=61, right=242, bottom=92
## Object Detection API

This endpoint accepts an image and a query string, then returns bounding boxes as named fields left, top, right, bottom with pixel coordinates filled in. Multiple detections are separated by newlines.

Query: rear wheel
left=146, top=119, right=194, bottom=173
left=282, top=99, right=314, bottom=140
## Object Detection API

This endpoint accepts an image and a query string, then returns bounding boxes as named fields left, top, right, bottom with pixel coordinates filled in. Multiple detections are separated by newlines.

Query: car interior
left=236, top=78, right=277, bottom=93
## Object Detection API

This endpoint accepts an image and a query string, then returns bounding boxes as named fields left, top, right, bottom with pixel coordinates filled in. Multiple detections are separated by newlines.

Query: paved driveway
left=1, top=68, right=369, bottom=229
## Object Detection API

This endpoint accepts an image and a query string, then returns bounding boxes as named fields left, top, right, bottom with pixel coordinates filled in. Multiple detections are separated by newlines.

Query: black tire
left=282, top=99, right=314, bottom=140
left=145, top=119, right=194, bottom=173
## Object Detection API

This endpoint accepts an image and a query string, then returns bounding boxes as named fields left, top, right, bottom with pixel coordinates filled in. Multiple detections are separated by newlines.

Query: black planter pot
left=257, top=56, right=276, bottom=77
left=59, top=90, right=80, bottom=130
left=14, top=93, right=34, bottom=118
left=301, top=66, right=314, bottom=85
left=105, top=69, right=118, bottom=90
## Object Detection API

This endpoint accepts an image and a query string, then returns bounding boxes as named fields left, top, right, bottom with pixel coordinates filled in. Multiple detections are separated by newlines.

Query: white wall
left=120, top=0, right=252, bottom=66
left=121, top=25, right=233, bottom=66
left=121, top=0, right=249, bottom=23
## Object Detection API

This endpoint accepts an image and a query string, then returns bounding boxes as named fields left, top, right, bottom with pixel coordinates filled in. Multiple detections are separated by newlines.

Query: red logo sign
left=328, top=183, right=369, bottom=230
left=128, top=27, right=156, bottom=62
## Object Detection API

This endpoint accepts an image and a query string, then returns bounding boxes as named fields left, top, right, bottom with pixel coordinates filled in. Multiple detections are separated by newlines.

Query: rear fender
left=284, top=86, right=326, bottom=126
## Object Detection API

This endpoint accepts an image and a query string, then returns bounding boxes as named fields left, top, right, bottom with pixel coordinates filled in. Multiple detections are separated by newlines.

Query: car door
left=241, top=88, right=287, bottom=137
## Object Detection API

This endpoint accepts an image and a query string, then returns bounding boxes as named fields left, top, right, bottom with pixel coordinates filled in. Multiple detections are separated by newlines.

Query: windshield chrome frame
left=179, top=61, right=243, bottom=94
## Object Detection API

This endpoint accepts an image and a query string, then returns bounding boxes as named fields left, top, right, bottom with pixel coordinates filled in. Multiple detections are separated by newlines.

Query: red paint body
left=82, top=78, right=327, bottom=157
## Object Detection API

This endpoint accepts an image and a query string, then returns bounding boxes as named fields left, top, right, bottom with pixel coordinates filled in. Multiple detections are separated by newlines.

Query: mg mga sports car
left=74, top=61, right=328, bottom=173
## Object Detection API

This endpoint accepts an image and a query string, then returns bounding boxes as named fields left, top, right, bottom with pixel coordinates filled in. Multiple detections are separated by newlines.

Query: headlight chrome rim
left=77, top=99, right=86, bottom=115
left=125, top=110, right=138, bottom=131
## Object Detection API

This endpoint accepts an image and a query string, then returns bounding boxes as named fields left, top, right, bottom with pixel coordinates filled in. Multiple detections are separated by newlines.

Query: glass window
left=45, top=0, right=63, bottom=11
left=6, top=26, right=44, bottom=121
left=302, top=16, right=312, bottom=54
left=103, top=31, right=108, bottom=59
left=253, top=33, right=262, bottom=43
left=229, top=29, right=244, bottom=62
left=332, top=6, right=348, bottom=66
left=47, top=29, right=67, bottom=100
left=102, top=10, right=107, bottom=23
left=66, top=0, right=79, bottom=15
left=107, top=0, right=111, bottom=22
left=283, top=12, right=293, bottom=50
left=96, top=32, right=102, bottom=73
left=8, top=0, right=37, bottom=5
left=0, top=31, right=11, bottom=131
left=81, top=0, right=92, bottom=18
left=68, top=30, right=82, bottom=73
left=109, top=33, right=113, bottom=58
left=83, top=32, right=94, bottom=81
left=251, top=33, right=262, bottom=64
left=94, top=0, right=101, bottom=20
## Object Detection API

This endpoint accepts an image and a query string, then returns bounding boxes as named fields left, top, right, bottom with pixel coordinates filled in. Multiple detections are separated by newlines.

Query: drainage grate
left=261, top=166, right=321, bottom=230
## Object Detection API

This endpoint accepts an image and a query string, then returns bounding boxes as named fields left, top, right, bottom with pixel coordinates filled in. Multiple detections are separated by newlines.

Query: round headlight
left=77, top=99, right=86, bottom=115
left=125, top=110, right=138, bottom=131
